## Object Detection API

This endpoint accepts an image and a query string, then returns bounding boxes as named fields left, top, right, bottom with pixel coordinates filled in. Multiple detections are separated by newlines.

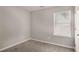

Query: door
left=75, top=6, right=79, bottom=52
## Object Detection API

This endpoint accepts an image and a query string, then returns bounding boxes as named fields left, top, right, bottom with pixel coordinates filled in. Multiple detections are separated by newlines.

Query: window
left=53, top=10, right=71, bottom=37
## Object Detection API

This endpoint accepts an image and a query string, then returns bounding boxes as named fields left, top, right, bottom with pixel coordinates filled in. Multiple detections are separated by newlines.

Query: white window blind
left=53, top=10, right=71, bottom=37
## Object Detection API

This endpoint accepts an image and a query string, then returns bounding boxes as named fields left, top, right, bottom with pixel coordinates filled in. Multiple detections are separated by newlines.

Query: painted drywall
left=31, top=6, right=75, bottom=48
left=0, top=7, right=31, bottom=50
left=20, top=6, right=52, bottom=11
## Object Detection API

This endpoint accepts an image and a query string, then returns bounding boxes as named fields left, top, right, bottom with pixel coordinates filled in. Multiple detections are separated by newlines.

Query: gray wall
left=31, top=6, right=75, bottom=48
left=0, top=7, right=31, bottom=50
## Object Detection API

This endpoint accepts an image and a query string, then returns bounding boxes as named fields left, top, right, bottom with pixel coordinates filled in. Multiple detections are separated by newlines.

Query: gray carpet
left=2, top=40, right=75, bottom=52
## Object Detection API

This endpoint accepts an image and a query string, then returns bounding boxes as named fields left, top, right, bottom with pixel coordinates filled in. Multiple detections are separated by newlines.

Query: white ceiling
left=19, top=6, right=52, bottom=11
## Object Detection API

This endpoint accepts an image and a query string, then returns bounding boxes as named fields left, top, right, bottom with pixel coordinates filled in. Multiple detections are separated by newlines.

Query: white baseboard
left=0, top=37, right=31, bottom=52
left=32, top=38, right=75, bottom=49
left=0, top=38, right=74, bottom=52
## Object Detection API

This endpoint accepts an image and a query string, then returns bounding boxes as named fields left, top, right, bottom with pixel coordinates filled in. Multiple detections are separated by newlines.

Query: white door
left=75, top=6, right=79, bottom=52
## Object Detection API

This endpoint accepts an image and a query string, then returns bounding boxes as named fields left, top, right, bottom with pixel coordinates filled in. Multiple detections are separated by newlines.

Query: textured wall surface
left=0, top=7, right=31, bottom=49
left=31, top=6, right=75, bottom=48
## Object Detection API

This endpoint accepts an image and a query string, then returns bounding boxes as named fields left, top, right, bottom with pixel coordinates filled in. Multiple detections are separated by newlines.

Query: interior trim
left=32, top=38, right=75, bottom=49
left=0, top=38, right=31, bottom=52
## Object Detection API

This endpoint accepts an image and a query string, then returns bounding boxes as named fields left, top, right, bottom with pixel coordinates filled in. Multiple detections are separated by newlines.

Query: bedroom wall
left=31, top=6, right=75, bottom=48
left=0, top=7, right=31, bottom=50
